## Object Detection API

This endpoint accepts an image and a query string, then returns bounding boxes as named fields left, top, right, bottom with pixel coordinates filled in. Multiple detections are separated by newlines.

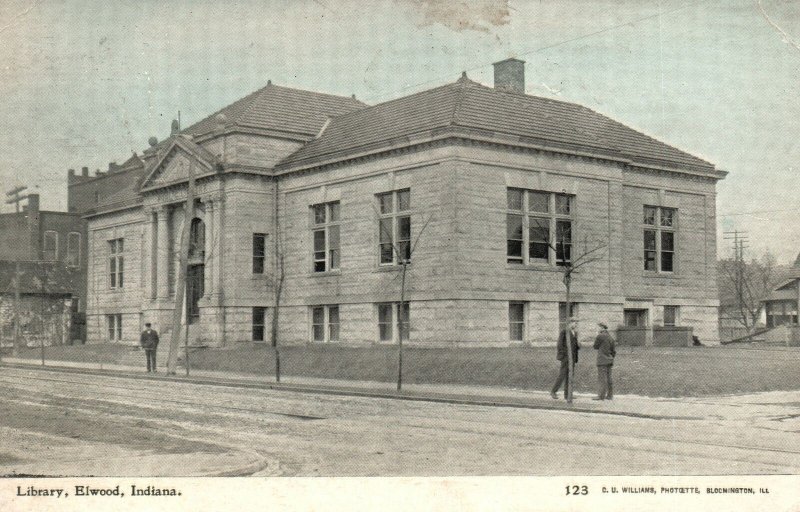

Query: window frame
left=252, top=233, right=267, bottom=274
left=310, top=304, right=340, bottom=343
left=108, top=238, right=124, bottom=289
left=377, top=302, right=410, bottom=343
left=252, top=307, right=266, bottom=342
left=509, top=301, right=526, bottom=342
left=377, top=189, right=411, bottom=266
left=663, top=305, right=679, bottom=327
left=43, top=230, right=58, bottom=261
left=643, top=205, right=677, bottom=273
left=506, top=188, right=574, bottom=266
left=106, top=313, right=122, bottom=341
left=311, top=202, right=341, bottom=273
left=67, top=232, right=81, bottom=267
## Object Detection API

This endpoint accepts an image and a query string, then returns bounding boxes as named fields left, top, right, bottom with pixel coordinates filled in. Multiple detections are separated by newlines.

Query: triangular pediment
left=140, top=137, right=218, bottom=191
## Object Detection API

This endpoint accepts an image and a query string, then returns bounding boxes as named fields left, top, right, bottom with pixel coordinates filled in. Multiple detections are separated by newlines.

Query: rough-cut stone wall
left=82, top=133, right=721, bottom=347
left=85, top=209, right=146, bottom=345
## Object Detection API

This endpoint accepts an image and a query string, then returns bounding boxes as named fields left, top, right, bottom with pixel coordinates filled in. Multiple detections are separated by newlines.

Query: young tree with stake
left=542, top=223, right=606, bottom=403
left=375, top=200, right=432, bottom=391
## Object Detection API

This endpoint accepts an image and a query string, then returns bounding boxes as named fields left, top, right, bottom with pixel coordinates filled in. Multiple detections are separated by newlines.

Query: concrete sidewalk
left=3, top=356, right=799, bottom=424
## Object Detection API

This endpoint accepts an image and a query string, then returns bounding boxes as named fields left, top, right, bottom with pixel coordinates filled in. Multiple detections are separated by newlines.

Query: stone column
left=143, top=209, right=156, bottom=300
left=156, top=205, right=170, bottom=299
left=213, top=197, right=224, bottom=298
left=204, top=199, right=215, bottom=297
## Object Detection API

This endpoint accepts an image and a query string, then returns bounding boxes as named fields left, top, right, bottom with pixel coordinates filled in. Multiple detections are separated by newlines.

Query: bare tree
left=375, top=206, right=432, bottom=391
left=718, top=251, right=778, bottom=333
left=543, top=226, right=607, bottom=403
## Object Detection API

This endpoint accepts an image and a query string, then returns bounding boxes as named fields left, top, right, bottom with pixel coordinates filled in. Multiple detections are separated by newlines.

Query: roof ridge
left=325, top=80, right=464, bottom=124
left=182, top=84, right=271, bottom=134
left=450, top=73, right=473, bottom=125
left=267, top=82, right=368, bottom=105
left=233, top=83, right=274, bottom=126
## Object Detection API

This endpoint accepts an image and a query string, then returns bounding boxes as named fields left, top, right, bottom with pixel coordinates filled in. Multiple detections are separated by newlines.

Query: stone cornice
left=275, top=128, right=722, bottom=182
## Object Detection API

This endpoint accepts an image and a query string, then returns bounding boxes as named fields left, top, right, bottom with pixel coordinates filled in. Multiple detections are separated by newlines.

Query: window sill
left=642, top=271, right=679, bottom=279
left=506, top=263, right=561, bottom=272
left=309, top=270, right=342, bottom=277
left=375, top=264, right=410, bottom=273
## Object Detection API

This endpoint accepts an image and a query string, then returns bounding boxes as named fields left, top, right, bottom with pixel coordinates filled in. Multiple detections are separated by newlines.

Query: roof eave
left=276, top=129, right=719, bottom=178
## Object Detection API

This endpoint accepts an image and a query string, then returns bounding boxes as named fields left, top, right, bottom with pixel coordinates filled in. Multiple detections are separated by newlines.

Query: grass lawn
left=7, top=342, right=800, bottom=398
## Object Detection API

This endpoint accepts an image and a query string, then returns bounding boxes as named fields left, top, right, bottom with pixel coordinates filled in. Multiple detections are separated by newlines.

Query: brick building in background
left=78, top=59, right=725, bottom=347
left=0, top=194, right=87, bottom=346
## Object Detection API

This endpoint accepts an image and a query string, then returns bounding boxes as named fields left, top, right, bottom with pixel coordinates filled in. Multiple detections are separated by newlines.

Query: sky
left=1, top=0, right=798, bottom=263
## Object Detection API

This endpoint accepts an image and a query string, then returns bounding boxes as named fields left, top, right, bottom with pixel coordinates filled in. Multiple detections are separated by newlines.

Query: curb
left=0, top=362, right=698, bottom=421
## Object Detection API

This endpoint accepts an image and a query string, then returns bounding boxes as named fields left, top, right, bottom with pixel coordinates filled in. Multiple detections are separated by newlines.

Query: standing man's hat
left=598, top=322, right=608, bottom=330
left=145, top=322, right=152, bottom=327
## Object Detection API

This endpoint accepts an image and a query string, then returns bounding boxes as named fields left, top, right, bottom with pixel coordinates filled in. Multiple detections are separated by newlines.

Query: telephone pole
left=5, top=186, right=28, bottom=213
left=723, top=230, right=750, bottom=329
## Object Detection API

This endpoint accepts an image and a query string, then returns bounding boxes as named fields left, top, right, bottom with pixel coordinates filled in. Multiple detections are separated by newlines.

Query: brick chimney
left=493, top=58, right=526, bottom=94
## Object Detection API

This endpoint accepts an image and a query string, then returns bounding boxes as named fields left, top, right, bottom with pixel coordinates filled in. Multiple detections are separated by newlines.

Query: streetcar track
left=3, top=370, right=800, bottom=463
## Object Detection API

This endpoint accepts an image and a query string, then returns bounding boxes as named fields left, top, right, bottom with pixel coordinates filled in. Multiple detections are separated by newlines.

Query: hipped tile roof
left=278, top=77, right=715, bottom=172
left=182, top=83, right=366, bottom=138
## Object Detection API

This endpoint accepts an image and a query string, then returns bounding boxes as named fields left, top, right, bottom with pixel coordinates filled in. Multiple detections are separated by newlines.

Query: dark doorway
left=187, top=217, right=206, bottom=324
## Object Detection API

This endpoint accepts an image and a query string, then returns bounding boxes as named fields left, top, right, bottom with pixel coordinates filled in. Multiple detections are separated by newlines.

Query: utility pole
left=5, top=185, right=28, bottom=213
left=12, top=261, right=21, bottom=358
left=40, top=264, right=47, bottom=366
left=166, top=159, right=196, bottom=375
left=723, top=230, right=750, bottom=329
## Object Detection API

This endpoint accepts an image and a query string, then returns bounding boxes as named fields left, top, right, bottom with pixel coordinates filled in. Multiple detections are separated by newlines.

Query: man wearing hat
left=551, top=317, right=580, bottom=401
left=139, top=322, right=160, bottom=373
left=592, top=322, right=616, bottom=400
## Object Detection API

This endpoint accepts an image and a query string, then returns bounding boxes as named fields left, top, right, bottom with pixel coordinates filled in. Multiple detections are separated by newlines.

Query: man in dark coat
left=592, top=323, right=616, bottom=400
left=140, top=322, right=159, bottom=373
left=551, top=317, right=580, bottom=400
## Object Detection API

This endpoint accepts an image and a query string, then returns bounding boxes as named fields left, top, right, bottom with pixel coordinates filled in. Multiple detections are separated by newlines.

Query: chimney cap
left=492, top=57, right=526, bottom=65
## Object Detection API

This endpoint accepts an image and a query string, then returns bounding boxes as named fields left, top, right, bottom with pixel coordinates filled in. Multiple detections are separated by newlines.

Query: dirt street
left=1, top=367, right=799, bottom=476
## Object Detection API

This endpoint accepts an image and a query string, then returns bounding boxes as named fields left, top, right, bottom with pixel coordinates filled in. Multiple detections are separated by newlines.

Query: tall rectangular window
left=43, top=231, right=58, bottom=261
left=106, top=314, right=122, bottom=341
left=252, top=307, right=266, bottom=342
left=67, top=232, right=81, bottom=267
left=509, top=302, right=525, bottom=341
left=108, top=238, right=124, bottom=288
left=643, top=206, right=677, bottom=272
left=311, top=305, right=340, bottom=342
left=311, top=202, right=340, bottom=272
left=252, top=233, right=266, bottom=274
left=506, top=188, right=573, bottom=266
left=377, top=302, right=410, bottom=342
left=377, top=189, right=411, bottom=265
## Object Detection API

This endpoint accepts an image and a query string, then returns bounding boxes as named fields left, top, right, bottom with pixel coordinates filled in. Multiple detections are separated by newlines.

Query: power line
left=364, top=2, right=693, bottom=102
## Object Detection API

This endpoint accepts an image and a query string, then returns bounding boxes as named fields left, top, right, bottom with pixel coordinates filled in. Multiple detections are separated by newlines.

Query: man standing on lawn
left=140, top=322, right=159, bottom=373
left=551, top=317, right=580, bottom=401
left=592, top=323, right=616, bottom=400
